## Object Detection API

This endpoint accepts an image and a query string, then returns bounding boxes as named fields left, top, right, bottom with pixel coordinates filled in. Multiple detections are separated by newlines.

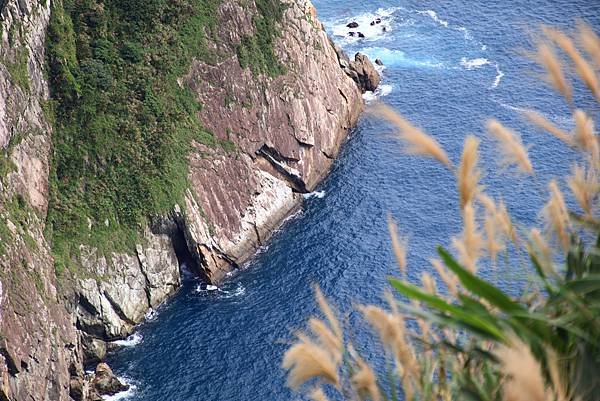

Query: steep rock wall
left=0, top=0, right=82, bottom=400
left=0, top=0, right=366, bottom=399
left=182, top=0, right=363, bottom=281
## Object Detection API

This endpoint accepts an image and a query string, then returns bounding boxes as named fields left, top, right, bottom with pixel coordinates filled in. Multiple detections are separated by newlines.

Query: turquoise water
left=107, top=1, right=599, bottom=400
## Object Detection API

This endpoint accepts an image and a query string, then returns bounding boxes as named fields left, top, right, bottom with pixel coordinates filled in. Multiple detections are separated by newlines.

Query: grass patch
left=4, top=48, right=30, bottom=93
left=45, top=0, right=225, bottom=271
left=236, top=0, right=286, bottom=77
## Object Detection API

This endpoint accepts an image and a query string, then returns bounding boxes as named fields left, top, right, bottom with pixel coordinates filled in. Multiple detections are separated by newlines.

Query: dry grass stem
left=314, top=286, right=343, bottom=341
left=487, top=119, right=534, bottom=174
left=542, top=180, right=571, bottom=252
left=421, top=272, right=437, bottom=295
left=573, top=110, right=599, bottom=162
left=536, top=42, right=573, bottom=103
left=524, top=109, right=571, bottom=144
left=431, top=259, right=459, bottom=297
left=497, top=201, right=519, bottom=245
left=309, top=387, right=330, bottom=401
left=371, top=103, right=452, bottom=168
left=309, top=318, right=343, bottom=362
left=388, top=215, right=408, bottom=275
left=578, top=22, right=600, bottom=69
left=496, top=339, right=547, bottom=401
left=458, top=135, right=482, bottom=209
left=529, top=228, right=554, bottom=275
left=282, top=334, right=340, bottom=390
left=568, top=164, right=599, bottom=217
left=544, top=26, right=600, bottom=101
left=351, top=357, right=382, bottom=401
left=359, top=305, right=419, bottom=380
left=452, top=203, right=484, bottom=272
left=485, top=212, right=504, bottom=263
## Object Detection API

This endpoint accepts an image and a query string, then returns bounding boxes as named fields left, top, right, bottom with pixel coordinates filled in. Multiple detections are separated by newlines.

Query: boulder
left=346, top=21, right=359, bottom=28
left=375, top=58, right=384, bottom=66
left=349, top=53, right=381, bottom=92
left=91, top=363, right=129, bottom=396
left=357, top=32, right=365, bottom=38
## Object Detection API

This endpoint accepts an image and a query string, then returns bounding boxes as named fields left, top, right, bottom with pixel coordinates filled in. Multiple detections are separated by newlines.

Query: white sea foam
left=330, top=7, right=401, bottom=44
left=362, top=47, right=443, bottom=69
left=362, top=84, right=393, bottom=103
left=112, top=333, right=143, bottom=347
left=219, top=283, right=246, bottom=299
left=491, top=63, right=504, bottom=89
left=144, top=308, right=158, bottom=321
left=196, top=283, right=219, bottom=293
left=103, top=377, right=137, bottom=401
left=417, top=9, right=448, bottom=27
left=460, top=57, right=490, bottom=70
left=303, top=190, right=326, bottom=199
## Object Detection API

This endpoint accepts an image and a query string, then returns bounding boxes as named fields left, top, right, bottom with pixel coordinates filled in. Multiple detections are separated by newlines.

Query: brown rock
left=349, top=53, right=381, bottom=92
left=91, top=363, right=129, bottom=396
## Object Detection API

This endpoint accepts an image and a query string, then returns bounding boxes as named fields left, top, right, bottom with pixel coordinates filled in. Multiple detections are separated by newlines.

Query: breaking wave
left=112, top=333, right=143, bottom=347
left=303, top=190, right=326, bottom=199
left=362, top=84, right=393, bottom=103
left=103, top=377, right=137, bottom=401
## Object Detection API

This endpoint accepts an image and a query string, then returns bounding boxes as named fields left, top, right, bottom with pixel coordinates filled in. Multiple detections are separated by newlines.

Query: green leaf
left=389, top=278, right=507, bottom=341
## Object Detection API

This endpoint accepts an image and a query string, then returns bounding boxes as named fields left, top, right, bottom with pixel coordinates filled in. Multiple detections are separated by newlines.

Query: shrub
left=282, top=23, right=600, bottom=401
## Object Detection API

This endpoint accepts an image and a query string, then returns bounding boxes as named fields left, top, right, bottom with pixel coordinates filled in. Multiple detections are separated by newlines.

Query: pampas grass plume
left=458, top=135, right=482, bottom=209
left=487, top=119, right=534, bottom=174
left=371, top=103, right=452, bottom=168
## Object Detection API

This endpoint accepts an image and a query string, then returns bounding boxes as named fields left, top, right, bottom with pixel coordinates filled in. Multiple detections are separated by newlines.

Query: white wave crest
left=330, top=7, right=401, bottom=44
left=196, top=283, right=219, bottom=293
left=362, top=84, right=393, bottom=103
left=460, top=57, right=490, bottom=70
left=303, top=191, right=325, bottom=199
left=417, top=9, right=448, bottom=27
left=112, top=333, right=143, bottom=347
left=102, top=377, right=137, bottom=401
left=491, top=63, right=504, bottom=89
left=362, top=47, right=444, bottom=69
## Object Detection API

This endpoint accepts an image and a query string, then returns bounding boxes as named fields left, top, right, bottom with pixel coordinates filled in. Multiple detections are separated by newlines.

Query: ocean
left=106, top=1, right=600, bottom=399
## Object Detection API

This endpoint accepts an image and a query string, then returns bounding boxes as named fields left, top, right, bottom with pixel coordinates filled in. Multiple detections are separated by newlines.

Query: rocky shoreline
left=0, top=0, right=379, bottom=399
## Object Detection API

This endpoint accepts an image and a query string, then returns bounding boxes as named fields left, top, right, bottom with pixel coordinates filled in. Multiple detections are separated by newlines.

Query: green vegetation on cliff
left=45, top=0, right=285, bottom=274
left=45, top=0, right=226, bottom=273
left=237, top=0, right=286, bottom=76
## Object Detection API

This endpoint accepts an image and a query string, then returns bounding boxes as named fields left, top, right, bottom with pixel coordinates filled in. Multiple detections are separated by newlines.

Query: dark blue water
left=107, top=1, right=599, bottom=400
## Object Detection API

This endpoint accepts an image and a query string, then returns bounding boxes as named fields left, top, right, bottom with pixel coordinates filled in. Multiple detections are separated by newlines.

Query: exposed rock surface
left=89, top=363, right=129, bottom=399
left=0, top=0, right=82, bottom=400
left=0, top=0, right=367, bottom=399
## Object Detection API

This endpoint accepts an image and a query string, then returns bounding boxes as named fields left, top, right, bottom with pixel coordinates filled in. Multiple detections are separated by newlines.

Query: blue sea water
left=107, top=1, right=600, bottom=400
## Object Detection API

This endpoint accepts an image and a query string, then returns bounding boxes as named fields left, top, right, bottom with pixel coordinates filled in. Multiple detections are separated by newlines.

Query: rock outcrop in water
left=0, top=0, right=376, bottom=399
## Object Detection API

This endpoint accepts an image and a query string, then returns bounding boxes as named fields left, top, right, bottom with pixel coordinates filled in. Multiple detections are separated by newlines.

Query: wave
left=329, top=7, right=403, bottom=44
left=417, top=9, right=448, bottom=27
left=303, top=190, right=325, bottom=199
left=491, top=63, right=504, bottom=89
left=460, top=57, right=489, bottom=70
left=112, top=333, right=143, bottom=347
left=103, top=377, right=137, bottom=401
left=361, top=47, right=444, bottom=69
left=196, top=283, right=219, bottom=293
left=195, top=282, right=246, bottom=299
left=363, top=84, right=393, bottom=103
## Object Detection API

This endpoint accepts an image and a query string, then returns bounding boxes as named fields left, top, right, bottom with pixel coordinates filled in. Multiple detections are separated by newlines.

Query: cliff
left=0, top=0, right=370, bottom=399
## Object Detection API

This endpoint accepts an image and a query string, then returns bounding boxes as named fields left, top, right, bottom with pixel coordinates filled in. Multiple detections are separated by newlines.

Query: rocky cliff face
left=0, top=0, right=82, bottom=399
left=0, top=0, right=370, bottom=399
